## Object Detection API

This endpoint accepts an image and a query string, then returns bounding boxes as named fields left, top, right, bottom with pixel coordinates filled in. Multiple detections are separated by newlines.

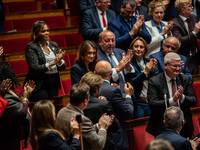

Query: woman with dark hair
left=0, top=59, right=35, bottom=150
left=145, top=0, right=173, bottom=57
left=71, top=40, right=99, bottom=85
left=24, top=21, right=66, bottom=102
left=30, top=100, right=80, bottom=150
left=127, top=37, right=157, bottom=118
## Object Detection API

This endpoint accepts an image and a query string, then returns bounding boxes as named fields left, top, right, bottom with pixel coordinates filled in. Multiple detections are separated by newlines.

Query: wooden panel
left=3, top=0, right=34, bottom=2
left=193, top=74, right=200, bottom=83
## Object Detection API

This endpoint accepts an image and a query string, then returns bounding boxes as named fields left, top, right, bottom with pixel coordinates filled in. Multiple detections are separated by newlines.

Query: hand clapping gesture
left=54, top=49, right=66, bottom=65
left=23, top=80, right=35, bottom=100
left=0, top=79, right=12, bottom=98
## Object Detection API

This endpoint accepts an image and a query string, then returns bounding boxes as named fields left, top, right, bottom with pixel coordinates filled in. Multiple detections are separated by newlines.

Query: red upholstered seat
left=49, top=35, right=66, bottom=48
left=7, top=1, right=37, bottom=13
left=13, top=18, right=38, bottom=32
left=67, top=0, right=80, bottom=17
left=4, top=3, right=9, bottom=13
left=58, top=81, right=65, bottom=96
left=0, top=37, right=30, bottom=54
left=65, top=33, right=83, bottom=47
left=9, top=60, right=28, bottom=75
left=63, top=103, right=68, bottom=107
left=61, top=79, right=72, bottom=95
left=13, top=86, right=24, bottom=99
left=193, top=83, right=200, bottom=107
left=133, top=126, right=155, bottom=150
left=71, top=16, right=81, bottom=27
left=69, top=53, right=77, bottom=66
left=63, top=54, right=71, bottom=68
left=197, top=40, right=200, bottom=48
left=192, top=116, right=200, bottom=137
left=41, top=16, right=67, bottom=28
left=4, top=20, right=14, bottom=33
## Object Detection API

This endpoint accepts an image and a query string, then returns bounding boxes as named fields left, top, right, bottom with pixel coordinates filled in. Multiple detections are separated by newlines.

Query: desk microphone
left=76, top=114, right=84, bottom=150
left=163, top=89, right=168, bottom=110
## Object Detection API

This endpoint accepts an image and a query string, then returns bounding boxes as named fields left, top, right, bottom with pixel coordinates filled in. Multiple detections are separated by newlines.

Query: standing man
left=133, top=0, right=149, bottom=21
left=80, top=0, right=116, bottom=45
left=146, top=52, right=197, bottom=139
left=56, top=83, right=113, bottom=150
left=149, top=36, right=193, bottom=82
left=95, top=60, right=134, bottom=150
left=108, top=0, right=151, bottom=51
left=171, top=0, right=200, bottom=74
left=98, top=30, right=135, bottom=96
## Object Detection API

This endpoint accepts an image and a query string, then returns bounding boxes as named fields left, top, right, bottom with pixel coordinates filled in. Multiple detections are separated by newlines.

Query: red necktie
left=101, top=12, right=106, bottom=27
left=171, top=79, right=178, bottom=106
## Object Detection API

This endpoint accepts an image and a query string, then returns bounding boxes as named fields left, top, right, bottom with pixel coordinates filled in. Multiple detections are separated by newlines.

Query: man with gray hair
left=149, top=36, right=193, bottom=82
left=146, top=52, right=197, bottom=139
left=156, top=106, right=200, bottom=150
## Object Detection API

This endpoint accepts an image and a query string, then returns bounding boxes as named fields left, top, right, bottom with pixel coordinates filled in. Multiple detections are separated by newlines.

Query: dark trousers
left=29, top=74, right=59, bottom=102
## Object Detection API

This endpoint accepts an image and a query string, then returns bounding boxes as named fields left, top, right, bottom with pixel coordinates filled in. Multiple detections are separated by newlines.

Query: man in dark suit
left=171, top=0, right=200, bottom=74
left=107, top=0, right=151, bottom=51
left=133, top=0, right=149, bottom=21
left=78, top=0, right=96, bottom=13
left=193, top=0, right=200, bottom=21
left=97, top=30, right=135, bottom=96
left=156, top=106, right=200, bottom=150
left=80, top=71, right=119, bottom=150
left=109, top=0, right=123, bottom=16
left=95, top=60, right=134, bottom=150
left=146, top=52, right=197, bottom=139
left=149, top=36, right=193, bottom=82
left=80, top=0, right=116, bottom=45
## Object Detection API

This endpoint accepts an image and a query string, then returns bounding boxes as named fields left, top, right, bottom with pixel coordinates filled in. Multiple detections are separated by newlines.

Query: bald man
left=95, top=60, right=134, bottom=150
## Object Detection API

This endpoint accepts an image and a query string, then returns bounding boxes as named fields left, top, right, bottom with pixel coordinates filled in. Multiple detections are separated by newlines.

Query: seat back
left=61, top=79, right=72, bottom=95
left=9, top=60, right=28, bottom=75
left=193, top=83, right=200, bottom=107
left=193, top=116, right=200, bottom=136
left=69, top=53, right=77, bottom=66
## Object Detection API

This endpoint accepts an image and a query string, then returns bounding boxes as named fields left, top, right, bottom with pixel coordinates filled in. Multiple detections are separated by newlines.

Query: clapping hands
left=0, top=79, right=12, bottom=98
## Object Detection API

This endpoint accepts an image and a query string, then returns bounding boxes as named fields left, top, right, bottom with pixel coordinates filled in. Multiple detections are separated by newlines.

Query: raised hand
left=173, top=85, right=183, bottom=102
left=70, top=117, right=80, bottom=139
left=150, top=58, right=158, bottom=72
left=0, top=79, right=12, bottom=98
left=98, top=113, right=112, bottom=130
left=23, top=80, right=35, bottom=99
left=124, top=82, right=134, bottom=96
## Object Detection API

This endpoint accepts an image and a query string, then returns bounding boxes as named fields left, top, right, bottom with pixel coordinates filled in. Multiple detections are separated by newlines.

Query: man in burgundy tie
left=80, top=0, right=116, bottom=45
left=146, top=52, right=197, bottom=139
left=172, top=0, right=200, bottom=74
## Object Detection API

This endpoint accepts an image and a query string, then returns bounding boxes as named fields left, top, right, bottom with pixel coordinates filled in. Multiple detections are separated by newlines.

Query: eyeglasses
left=99, top=1, right=111, bottom=4
left=168, top=64, right=183, bottom=68
left=124, top=10, right=135, bottom=14
left=164, top=44, right=177, bottom=51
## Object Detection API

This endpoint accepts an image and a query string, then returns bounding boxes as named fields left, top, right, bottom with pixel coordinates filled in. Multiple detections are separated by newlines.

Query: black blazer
left=146, top=72, right=197, bottom=137
left=24, top=41, right=66, bottom=92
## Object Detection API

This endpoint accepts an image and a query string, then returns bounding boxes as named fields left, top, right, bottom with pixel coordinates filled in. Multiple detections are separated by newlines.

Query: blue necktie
left=109, top=54, right=125, bottom=96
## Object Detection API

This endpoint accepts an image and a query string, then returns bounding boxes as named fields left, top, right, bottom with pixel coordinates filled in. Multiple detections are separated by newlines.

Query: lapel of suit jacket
left=48, top=42, right=57, bottom=56
left=93, top=7, right=101, bottom=28
left=98, top=48, right=112, bottom=64
left=120, top=15, right=131, bottom=32
left=176, top=15, right=188, bottom=34
left=36, top=42, right=46, bottom=64
left=161, top=72, right=170, bottom=99
left=132, top=56, right=141, bottom=75
left=176, top=74, right=183, bottom=90
left=113, top=49, right=122, bottom=62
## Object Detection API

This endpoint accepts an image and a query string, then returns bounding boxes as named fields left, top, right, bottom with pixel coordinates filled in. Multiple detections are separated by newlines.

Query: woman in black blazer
left=30, top=100, right=80, bottom=150
left=71, top=40, right=99, bottom=85
left=24, top=21, right=66, bottom=102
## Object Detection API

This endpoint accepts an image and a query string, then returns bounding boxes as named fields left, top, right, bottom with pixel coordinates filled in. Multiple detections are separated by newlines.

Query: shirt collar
left=179, top=15, right=187, bottom=22
left=96, top=7, right=104, bottom=15
left=103, top=79, right=110, bottom=84
left=164, top=71, right=176, bottom=82
left=151, top=19, right=165, bottom=28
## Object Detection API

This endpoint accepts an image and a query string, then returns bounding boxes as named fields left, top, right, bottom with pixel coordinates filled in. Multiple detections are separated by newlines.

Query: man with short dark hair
left=156, top=106, right=200, bottom=150
left=56, top=83, right=113, bottom=150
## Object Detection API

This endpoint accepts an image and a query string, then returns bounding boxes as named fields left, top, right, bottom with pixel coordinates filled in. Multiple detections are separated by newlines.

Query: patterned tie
left=101, top=12, right=106, bottom=27
left=171, top=79, right=178, bottom=106
left=109, top=54, right=125, bottom=96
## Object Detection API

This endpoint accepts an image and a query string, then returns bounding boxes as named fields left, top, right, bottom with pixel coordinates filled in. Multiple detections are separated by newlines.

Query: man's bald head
left=163, top=36, right=181, bottom=55
left=95, top=60, right=112, bottom=79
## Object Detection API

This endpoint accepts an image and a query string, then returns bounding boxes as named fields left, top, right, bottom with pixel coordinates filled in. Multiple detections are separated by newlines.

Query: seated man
left=80, top=0, right=116, bottom=45
left=156, top=106, right=200, bottom=150
left=95, top=60, right=134, bottom=150
left=108, top=0, right=151, bottom=51
left=149, top=36, right=193, bottom=82
left=146, top=52, right=197, bottom=139
left=56, top=83, right=113, bottom=150
left=80, top=71, right=119, bottom=150
left=133, top=0, right=149, bottom=21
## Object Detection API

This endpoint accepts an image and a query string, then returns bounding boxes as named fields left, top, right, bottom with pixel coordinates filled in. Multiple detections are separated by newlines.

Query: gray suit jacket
left=56, top=104, right=107, bottom=150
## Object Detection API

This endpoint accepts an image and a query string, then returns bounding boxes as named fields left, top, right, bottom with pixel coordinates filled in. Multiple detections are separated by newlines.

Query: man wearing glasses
left=149, top=36, right=193, bottom=82
left=80, top=0, right=116, bottom=45
left=146, top=52, right=197, bottom=139
left=171, top=0, right=200, bottom=74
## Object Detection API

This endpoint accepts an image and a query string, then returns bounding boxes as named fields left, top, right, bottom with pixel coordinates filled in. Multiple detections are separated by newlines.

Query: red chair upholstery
left=49, top=34, right=66, bottom=48
left=197, top=40, right=200, bottom=48
left=4, top=3, right=9, bottom=13
left=193, top=83, right=200, bottom=107
left=63, top=103, right=68, bottom=107
left=192, top=116, right=200, bottom=136
left=65, top=33, right=83, bottom=47
left=69, top=53, right=77, bottom=66
left=4, top=20, right=14, bottom=33
left=0, top=37, right=30, bottom=54
left=13, top=18, right=38, bottom=32
left=58, top=81, right=65, bottom=96
left=71, top=16, right=81, bottom=27
left=133, top=126, right=155, bottom=150
left=7, top=1, right=37, bottom=13
left=63, top=54, right=71, bottom=68
left=67, top=0, right=80, bottom=17
left=41, top=16, right=67, bottom=28
left=9, top=60, right=29, bottom=75
left=14, top=86, right=24, bottom=99
left=61, top=79, right=72, bottom=95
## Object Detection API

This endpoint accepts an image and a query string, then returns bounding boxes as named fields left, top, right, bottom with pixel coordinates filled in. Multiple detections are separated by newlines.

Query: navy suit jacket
left=108, top=15, right=151, bottom=51
left=146, top=72, right=197, bottom=137
left=80, top=7, right=116, bottom=44
left=109, top=0, right=123, bottom=14
left=138, top=5, right=149, bottom=21
left=78, top=0, right=96, bottom=13
left=149, top=51, right=193, bottom=82
left=71, top=63, right=88, bottom=85
left=126, top=56, right=154, bottom=103
left=156, top=128, right=193, bottom=150
left=100, top=81, right=133, bottom=149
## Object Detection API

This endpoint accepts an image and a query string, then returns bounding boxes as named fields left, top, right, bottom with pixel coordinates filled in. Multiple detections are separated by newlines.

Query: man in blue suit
left=107, top=0, right=151, bottom=52
left=134, top=0, right=149, bottom=21
left=149, top=36, right=193, bottom=82
left=156, top=106, right=200, bottom=150
left=80, top=0, right=116, bottom=45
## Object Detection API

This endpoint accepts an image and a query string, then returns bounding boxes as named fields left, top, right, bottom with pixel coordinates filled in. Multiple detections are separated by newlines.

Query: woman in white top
left=145, top=0, right=173, bottom=57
